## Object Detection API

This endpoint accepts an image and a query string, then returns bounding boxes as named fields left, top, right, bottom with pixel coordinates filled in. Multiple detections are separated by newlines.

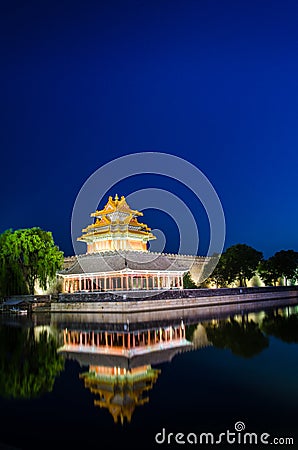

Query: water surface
left=0, top=299, right=297, bottom=449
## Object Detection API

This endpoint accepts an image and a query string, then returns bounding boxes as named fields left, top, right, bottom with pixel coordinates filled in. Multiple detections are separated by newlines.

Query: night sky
left=0, top=0, right=297, bottom=258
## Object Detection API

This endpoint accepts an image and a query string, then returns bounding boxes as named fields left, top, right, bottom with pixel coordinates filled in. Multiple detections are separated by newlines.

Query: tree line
left=0, top=227, right=297, bottom=295
left=184, top=244, right=298, bottom=288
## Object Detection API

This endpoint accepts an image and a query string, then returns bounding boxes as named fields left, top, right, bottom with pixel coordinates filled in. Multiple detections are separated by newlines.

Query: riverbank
left=51, top=286, right=298, bottom=313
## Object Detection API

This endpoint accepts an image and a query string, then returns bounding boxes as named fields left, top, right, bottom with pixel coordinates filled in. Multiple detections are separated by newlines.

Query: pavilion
left=60, top=194, right=189, bottom=293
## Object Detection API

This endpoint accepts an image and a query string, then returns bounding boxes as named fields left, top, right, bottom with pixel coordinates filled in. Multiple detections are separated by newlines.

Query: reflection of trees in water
left=205, top=316, right=269, bottom=358
left=185, top=323, right=197, bottom=341
left=0, top=326, right=64, bottom=399
left=261, top=312, right=298, bottom=344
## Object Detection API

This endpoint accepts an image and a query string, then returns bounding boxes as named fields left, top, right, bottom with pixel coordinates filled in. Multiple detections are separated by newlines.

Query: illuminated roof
left=92, top=194, right=143, bottom=218
left=60, top=251, right=190, bottom=275
left=78, top=194, right=156, bottom=246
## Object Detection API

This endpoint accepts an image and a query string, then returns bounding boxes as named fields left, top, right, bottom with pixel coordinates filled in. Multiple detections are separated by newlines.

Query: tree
left=258, top=258, right=281, bottom=286
left=224, top=244, right=263, bottom=287
left=0, top=227, right=64, bottom=296
left=0, top=230, right=29, bottom=296
left=202, top=253, right=229, bottom=288
left=183, top=271, right=198, bottom=288
left=259, top=250, right=298, bottom=286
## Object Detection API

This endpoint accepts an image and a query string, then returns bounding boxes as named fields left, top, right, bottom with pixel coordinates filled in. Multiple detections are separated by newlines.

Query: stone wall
left=51, top=286, right=298, bottom=313
left=166, top=253, right=208, bottom=282
left=57, top=285, right=298, bottom=302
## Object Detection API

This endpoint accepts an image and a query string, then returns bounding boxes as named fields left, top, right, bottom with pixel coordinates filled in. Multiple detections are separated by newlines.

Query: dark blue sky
left=0, top=0, right=297, bottom=258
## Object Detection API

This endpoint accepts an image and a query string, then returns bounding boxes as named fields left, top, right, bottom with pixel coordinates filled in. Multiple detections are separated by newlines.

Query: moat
left=0, top=297, right=297, bottom=449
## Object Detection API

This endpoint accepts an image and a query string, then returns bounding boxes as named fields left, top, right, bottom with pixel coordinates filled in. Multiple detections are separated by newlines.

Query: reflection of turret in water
left=80, top=365, right=159, bottom=424
left=57, top=320, right=193, bottom=424
left=57, top=320, right=192, bottom=364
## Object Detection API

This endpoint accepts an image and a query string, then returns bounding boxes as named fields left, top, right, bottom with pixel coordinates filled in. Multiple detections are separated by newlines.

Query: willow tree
left=0, top=230, right=27, bottom=295
left=0, top=227, right=64, bottom=296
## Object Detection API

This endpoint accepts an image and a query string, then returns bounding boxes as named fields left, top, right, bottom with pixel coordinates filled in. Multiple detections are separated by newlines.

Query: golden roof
left=78, top=194, right=156, bottom=245
left=91, top=195, right=143, bottom=218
